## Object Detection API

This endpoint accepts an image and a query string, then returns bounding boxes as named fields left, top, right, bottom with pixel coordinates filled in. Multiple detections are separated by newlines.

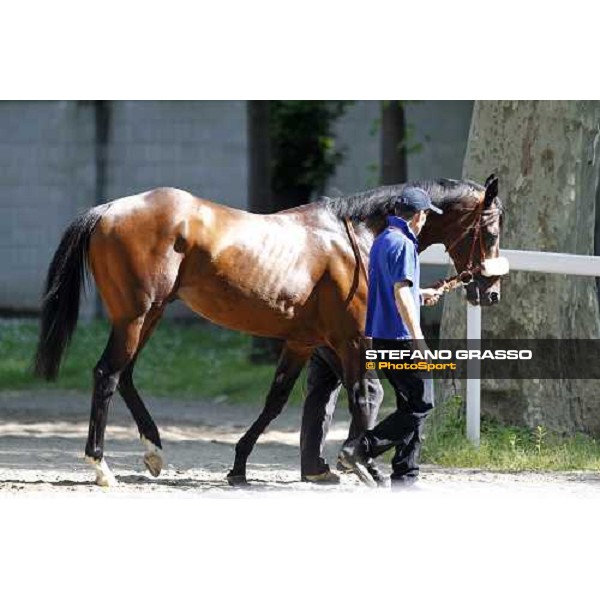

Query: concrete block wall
left=0, top=101, right=96, bottom=315
left=405, top=100, right=473, bottom=182
left=327, top=101, right=381, bottom=195
left=105, top=101, right=248, bottom=208
left=328, top=100, right=473, bottom=195
left=0, top=100, right=470, bottom=322
left=0, top=101, right=248, bottom=318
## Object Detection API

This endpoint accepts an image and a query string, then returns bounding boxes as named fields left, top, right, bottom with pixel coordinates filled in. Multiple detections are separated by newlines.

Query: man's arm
left=394, top=282, right=424, bottom=340
left=394, top=282, right=431, bottom=355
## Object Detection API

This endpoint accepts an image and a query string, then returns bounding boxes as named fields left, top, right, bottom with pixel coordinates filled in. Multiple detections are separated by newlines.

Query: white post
left=466, top=303, right=481, bottom=445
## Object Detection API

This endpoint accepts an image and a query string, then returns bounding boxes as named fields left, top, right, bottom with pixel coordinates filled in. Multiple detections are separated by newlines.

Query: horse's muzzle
left=465, top=281, right=501, bottom=306
left=486, top=291, right=500, bottom=305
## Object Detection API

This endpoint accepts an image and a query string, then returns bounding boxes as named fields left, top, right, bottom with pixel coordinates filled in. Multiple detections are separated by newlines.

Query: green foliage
left=421, top=395, right=600, bottom=471
left=533, top=425, right=548, bottom=454
left=270, top=101, right=353, bottom=197
left=0, top=319, right=306, bottom=404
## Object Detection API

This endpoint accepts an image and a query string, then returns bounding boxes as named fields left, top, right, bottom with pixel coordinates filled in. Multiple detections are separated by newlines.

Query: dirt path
left=2, top=390, right=600, bottom=498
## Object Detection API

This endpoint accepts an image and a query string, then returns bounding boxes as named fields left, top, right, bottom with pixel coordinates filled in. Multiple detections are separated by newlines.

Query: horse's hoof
left=227, top=472, right=248, bottom=487
left=96, top=471, right=118, bottom=488
left=144, top=452, right=163, bottom=477
left=85, top=456, right=118, bottom=487
left=142, top=437, right=163, bottom=477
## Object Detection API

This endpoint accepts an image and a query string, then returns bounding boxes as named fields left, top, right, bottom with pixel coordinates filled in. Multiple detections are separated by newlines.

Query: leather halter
left=440, top=202, right=501, bottom=289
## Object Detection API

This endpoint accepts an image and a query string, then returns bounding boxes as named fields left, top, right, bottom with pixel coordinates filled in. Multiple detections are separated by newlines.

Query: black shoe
left=390, top=476, right=418, bottom=490
left=339, top=438, right=377, bottom=488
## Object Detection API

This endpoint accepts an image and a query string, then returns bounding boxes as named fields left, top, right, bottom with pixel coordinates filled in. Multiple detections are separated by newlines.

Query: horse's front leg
left=334, top=337, right=387, bottom=486
left=337, top=337, right=373, bottom=436
left=227, top=343, right=310, bottom=486
left=344, top=376, right=384, bottom=443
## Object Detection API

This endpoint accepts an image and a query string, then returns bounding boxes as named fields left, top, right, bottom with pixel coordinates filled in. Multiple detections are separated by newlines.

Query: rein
left=436, top=203, right=503, bottom=296
left=344, top=217, right=369, bottom=284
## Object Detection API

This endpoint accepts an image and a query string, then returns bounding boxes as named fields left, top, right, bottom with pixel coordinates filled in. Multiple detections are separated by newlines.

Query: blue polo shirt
left=365, top=216, right=420, bottom=340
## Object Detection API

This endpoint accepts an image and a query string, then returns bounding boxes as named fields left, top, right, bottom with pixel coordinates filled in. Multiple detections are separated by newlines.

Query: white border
left=2, top=1, right=597, bottom=99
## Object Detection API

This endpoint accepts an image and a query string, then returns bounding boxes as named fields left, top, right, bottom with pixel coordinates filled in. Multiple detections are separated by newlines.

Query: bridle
left=435, top=201, right=503, bottom=294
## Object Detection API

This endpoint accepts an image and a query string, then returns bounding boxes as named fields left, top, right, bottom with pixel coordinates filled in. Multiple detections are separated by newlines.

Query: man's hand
left=421, top=287, right=443, bottom=306
left=411, top=338, right=431, bottom=357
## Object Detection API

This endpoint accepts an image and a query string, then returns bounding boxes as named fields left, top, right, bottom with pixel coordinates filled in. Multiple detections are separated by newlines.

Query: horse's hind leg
left=336, top=337, right=374, bottom=439
left=227, top=343, right=310, bottom=486
left=85, top=318, right=143, bottom=486
left=117, top=307, right=165, bottom=477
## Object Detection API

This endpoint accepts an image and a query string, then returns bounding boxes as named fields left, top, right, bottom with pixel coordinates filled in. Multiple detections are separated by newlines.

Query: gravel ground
left=2, top=389, right=600, bottom=498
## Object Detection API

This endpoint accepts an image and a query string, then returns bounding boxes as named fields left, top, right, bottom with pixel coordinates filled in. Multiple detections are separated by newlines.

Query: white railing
left=420, top=244, right=600, bottom=444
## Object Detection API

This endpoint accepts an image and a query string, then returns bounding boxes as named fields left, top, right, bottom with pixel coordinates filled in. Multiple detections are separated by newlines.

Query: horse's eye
left=484, top=231, right=498, bottom=245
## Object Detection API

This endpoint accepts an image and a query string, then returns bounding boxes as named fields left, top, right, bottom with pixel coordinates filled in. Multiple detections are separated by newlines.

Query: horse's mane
left=319, top=178, right=486, bottom=222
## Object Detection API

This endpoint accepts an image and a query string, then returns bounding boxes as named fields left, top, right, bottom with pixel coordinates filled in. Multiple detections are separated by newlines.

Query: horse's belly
left=177, top=279, right=318, bottom=341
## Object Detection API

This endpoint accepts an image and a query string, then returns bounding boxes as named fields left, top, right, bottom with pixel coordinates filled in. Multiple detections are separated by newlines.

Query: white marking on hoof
left=142, top=436, right=163, bottom=477
left=85, top=456, right=118, bottom=487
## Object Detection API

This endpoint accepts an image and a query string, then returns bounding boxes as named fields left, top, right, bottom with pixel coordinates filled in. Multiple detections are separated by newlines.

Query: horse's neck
left=418, top=227, right=437, bottom=252
left=355, top=218, right=436, bottom=252
left=419, top=212, right=461, bottom=253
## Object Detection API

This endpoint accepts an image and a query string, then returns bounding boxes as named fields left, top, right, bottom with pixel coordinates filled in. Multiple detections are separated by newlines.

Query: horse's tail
left=34, top=206, right=108, bottom=380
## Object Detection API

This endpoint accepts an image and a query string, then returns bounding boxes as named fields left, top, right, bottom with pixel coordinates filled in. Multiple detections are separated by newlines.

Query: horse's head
left=322, top=177, right=506, bottom=306
left=421, top=174, right=505, bottom=306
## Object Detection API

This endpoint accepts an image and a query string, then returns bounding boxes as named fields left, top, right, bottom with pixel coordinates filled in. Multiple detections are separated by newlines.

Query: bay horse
left=34, top=176, right=503, bottom=486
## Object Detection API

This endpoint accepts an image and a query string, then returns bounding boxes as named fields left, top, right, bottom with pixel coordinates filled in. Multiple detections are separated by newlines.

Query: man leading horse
left=300, top=178, right=504, bottom=486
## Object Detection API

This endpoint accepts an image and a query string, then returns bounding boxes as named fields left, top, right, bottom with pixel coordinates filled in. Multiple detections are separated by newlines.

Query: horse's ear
left=484, top=173, right=496, bottom=188
left=484, top=175, right=498, bottom=207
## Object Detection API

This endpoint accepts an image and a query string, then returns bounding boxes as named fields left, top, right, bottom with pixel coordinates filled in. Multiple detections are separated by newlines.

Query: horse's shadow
left=0, top=472, right=316, bottom=491
left=1, top=478, right=91, bottom=488
left=118, top=473, right=305, bottom=489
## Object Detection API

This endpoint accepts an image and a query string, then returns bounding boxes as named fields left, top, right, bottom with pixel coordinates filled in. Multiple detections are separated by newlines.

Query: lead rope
left=424, top=267, right=483, bottom=305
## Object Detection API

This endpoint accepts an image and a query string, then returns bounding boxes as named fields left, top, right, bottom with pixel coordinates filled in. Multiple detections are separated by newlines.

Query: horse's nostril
left=489, top=292, right=499, bottom=303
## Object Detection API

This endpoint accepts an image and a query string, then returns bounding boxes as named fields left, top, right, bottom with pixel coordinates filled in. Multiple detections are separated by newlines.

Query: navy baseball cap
left=393, top=186, right=443, bottom=214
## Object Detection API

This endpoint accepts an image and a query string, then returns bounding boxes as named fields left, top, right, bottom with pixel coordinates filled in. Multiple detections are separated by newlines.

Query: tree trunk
left=595, top=172, right=600, bottom=303
left=439, top=101, right=600, bottom=435
left=247, top=101, right=282, bottom=363
left=248, top=101, right=272, bottom=214
left=380, top=101, right=407, bottom=185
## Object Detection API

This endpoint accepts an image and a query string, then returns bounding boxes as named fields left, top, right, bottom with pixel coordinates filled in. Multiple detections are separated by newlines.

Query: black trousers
left=300, top=346, right=384, bottom=477
left=364, top=338, right=434, bottom=480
